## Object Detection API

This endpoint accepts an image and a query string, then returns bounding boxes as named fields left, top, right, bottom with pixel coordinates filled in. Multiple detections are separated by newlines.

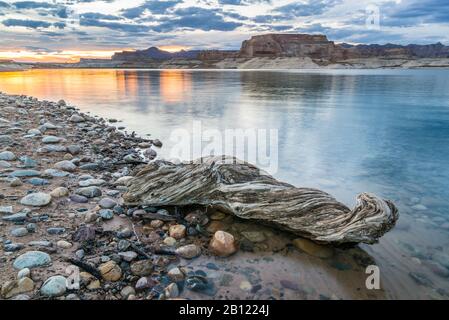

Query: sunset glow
left=0, top=50, right=128, bottom=63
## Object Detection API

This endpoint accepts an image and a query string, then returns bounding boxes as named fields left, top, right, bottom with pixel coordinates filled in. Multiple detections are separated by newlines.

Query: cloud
left=274, top=0, right=342, bottom=17
left=382, top=0, right=449, bottom=27
left=2, top=18, right=52, bottom=28
left=153, top=7, right=243, bottom=32
left=218, top=0, right=271, bottom=5
left=122, top=0, right=181, bottom=19
left=0, top=1, right=10, bottom=8
left=12, top=1, right=56, bottom=9
left=80, top=18, right=151, bottom=33
left=81, top=12, right=121, bottom=21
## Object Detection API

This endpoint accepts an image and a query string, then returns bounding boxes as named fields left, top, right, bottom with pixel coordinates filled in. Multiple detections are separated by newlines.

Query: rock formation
left=124, top=156, right=399, bottom=245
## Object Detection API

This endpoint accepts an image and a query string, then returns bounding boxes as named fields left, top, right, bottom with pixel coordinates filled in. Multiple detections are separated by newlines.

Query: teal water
left=1, top=68, right=449, bottom=298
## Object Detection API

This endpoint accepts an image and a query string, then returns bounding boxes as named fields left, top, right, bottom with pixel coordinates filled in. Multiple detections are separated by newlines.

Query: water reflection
left=1, top=68, right=449, bottom=299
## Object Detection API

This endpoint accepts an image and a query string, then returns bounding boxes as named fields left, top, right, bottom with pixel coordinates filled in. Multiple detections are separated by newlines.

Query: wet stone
left=20, top=192, right=52, bottom=207
left=76, top=186, right=102, bottom=198
left=13, top=251, right=51, bottom=269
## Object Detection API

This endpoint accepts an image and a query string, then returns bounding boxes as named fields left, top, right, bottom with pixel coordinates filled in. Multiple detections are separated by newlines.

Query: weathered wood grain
left=124, top=156, right=399, bottom=244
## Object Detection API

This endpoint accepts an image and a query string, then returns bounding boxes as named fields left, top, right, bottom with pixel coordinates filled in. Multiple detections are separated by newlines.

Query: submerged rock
left=124, top=156, right=399, bottom=244
left=292, top=238, right=334, bottom=259
left=209, top=231, right=238, bottom=257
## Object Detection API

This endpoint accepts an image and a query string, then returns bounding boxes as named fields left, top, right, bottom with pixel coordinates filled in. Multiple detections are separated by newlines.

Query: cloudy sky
left=0, top=0, right=448, bottom=62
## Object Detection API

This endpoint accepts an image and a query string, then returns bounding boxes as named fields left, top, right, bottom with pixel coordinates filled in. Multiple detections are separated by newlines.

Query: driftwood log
left=123, top=156, right=399, bottom=245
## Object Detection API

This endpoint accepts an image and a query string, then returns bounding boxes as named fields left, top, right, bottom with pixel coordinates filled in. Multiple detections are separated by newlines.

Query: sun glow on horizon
left=157, top=45, right=191, bottom=53
left=0, top=49, right=130, bottom=63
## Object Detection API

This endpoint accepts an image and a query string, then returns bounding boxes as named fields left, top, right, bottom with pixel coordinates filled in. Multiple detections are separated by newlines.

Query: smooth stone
left=2, top=211, right=28, bottom=222
left=9, top=177, right=22, bottom=187
left=26, top=178, right=49, bottom=186
left=67, top=145, right=81, bottom=155
left=54, top=160, right=77, bottom=172
left=79, top=163, right=99, bottom=171
left=11, top=227, right=28, bottom=237
left=167, top=267, right=185, bottom=282
left=209, top=231, right=238, bottom=257
left=17, top=268, right=30, bottom=279
left=135, top=277, right=155, bottom=291
left=28, top=240, right=52, bottom=247
left=40, top=276, right=67, bottom=297
left=176, top=244, right=201, bottom=259
left=121, top=286, right=136, bottom=299
left=26, top=223, right=37, bottom=233
left=50, top=187, right=69, bottom=198
left=37, top=145, right=67, bottom=153
left=47, top=227, right=65, bottom=235
left=70, top=194, right=89, bottom=203
left=99, top=261, right=122, bottom=281
left=78, top=178, right=105, bottom=187
left=56, top=240, right=72, bottom=249
left=69, top=114, right=85, bottom=123
left=292, top=238, right=334, bottom=259
left=165, top=283, right=179, bottom=298
left=10, top=170, right=40, bottom=177
left=19, top=156, right=37, bottom=168
left=13, top=251, right=51, bottom=269
left=113, top=176, right=133, bottom=186
left=0, top=151, right=16, bottom=161
left=0, top=206, right=13, bottom=214
left=98, top=198, right=117, bottom=209
left=0, top=160, right=11, bottom=168
left=76, top=186, right=102, bottom=198
left=20, top=193, right=52, bottom=207
left=27, top=128, right=41, bottom=136
left=169, top=224, right=186, bottom=240
left=152, top=139, right=163, bottom=147
left=99, top=209, right=114, bottom=220
left=42, top=136, right=65, bottom=144
left=4, top=243, right=25, bottom=252
left=42, top=122, right=58, bottom=130
left=43, top=169, right=69, bottom=177
left=1, top=277, right=34, bottom=299
left=118, top=251, right=138, bottom=262
left=163, top=237, right=177, bottom=246
left=130, top=260, right=153, bottom=276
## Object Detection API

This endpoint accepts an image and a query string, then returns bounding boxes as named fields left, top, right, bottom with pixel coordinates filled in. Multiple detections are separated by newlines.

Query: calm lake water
left=1, top=68, right=449, bottom=299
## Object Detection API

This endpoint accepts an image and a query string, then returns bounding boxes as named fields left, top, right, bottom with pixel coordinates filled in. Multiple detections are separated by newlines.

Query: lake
left=1, top=68, right=449, bottom=299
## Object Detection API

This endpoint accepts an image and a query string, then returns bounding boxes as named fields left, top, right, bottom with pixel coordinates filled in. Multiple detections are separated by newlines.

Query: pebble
left=17, top=268, right=31, bottom=279
left=57, top=240, right=73, bottom=249
left=176, top=244, right=201, bottom=259
left=70, top=194, right=89, bottom=203
left=42, top=136, right=65, bottom=144
left=130, top=260, right=153, bottom=276
left=98, top=198, right=117, bottom=209
left=19, top=156, right=37, bottom=168
left=26, top=177, right=49, bottom=186
left=135, top=277, right=154, bottom=291
left=2, top=211, right=28, bottom=222
left=4, top=243, right=25, bottom=252
left=209, top=231, right=238, bottom=257
left=44, top=168, right=69, bottom=177
left=150, top=220, right=164, bottom=228
left=1, top=277, right=34, bottom=299
left=84, top=211, right=98, bottom=223
left=9, top=177, right=22, bottom=187
left=79, top=178, right=106, bottom=187
left=40, top=275, right=67, bottom=297
left=76, top=186, right=102, bottom=198
left=47, top=227, right=65, bottom=235
left=26, top=223, right=37, bottom=233
left=163, top=237, right=177, bottom=246
left=165, top=283, right=179, bottom=299
left=241, top=231, right=266, bottom=243
left=10, top=169, right=40, bottom=177
left=99, top=261, right=122, bottom=281
left=121, top=286, right=136, bottom=299
left=13, top=251, right=51, bottom=269
left=118, top=251, right=138, bottom=262
left=67, top=145, right=81, bottom=155
left=0, top=160, right=11, bottom=168
left=69, top=114, right=85, bottom=123
left=169, top=224, right=186, bottom=240
left=0, top=206, right=13, bottom=214
left=167, top=267, right=185, bottom=282
left=11, top=227, right=28, bottom=237
left=20, top=192, right=52, bottom=207
left=50, top=187, right=69, bottom=198
left=0, top=151, right=16, bottom=161
left=99, top=209, right=114, bottom=220
left=54, top=160, right=77, bottom=172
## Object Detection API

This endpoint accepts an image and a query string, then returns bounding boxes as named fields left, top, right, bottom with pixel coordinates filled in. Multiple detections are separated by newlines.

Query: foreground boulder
left=124, top=156, right=399, bottom=245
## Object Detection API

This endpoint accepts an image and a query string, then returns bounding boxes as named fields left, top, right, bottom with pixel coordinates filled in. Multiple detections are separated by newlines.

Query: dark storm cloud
left=121, top=0, right=181, bottom=19
left=153, top=7, right=243, bottom=32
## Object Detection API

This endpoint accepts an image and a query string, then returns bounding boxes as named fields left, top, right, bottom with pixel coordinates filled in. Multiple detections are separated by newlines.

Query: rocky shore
left=2, top=92, right=337, bottom=300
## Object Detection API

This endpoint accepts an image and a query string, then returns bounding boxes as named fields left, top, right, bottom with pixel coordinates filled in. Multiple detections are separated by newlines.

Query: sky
left=0, top=0, right=448, bottom=62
